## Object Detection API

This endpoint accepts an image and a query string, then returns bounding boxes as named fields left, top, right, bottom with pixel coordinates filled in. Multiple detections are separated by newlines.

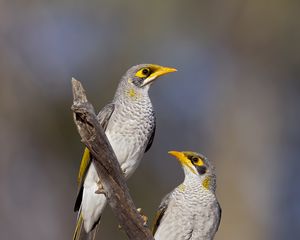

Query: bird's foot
left=137, top=208, right=148, bottom=227
left=95, top=181, right=105, bottom=194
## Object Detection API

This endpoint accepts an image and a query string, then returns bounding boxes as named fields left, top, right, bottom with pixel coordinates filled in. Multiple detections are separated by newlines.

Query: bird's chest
left=179, top=191, right=218, bottom=240
left=157, top=189, right=217, bottom=240
left=191, top=203, right=218, bottom=239
left=104, top=104, right=154, bottom=169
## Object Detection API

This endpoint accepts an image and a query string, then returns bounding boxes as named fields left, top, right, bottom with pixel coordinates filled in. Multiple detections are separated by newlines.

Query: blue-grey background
left=0, top=1, right=299, bottom=239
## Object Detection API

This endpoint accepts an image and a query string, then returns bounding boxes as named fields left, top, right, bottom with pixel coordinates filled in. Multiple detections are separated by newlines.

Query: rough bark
left=71, top=78, right=154, bottom=240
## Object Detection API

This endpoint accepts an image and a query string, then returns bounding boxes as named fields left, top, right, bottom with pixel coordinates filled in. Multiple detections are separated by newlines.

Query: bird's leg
left=137, top=208, right=148, bottom=227
left=95, top=180, right=106, bottom=194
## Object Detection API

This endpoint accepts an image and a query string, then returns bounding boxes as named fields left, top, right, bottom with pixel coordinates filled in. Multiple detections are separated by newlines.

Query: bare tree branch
left=71, top=78, right=154, bottom=240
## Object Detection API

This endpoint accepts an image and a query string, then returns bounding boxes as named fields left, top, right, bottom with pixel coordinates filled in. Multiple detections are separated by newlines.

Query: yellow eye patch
left=190, top=157, right=204, bottom=166
left=135, top=67, right=151, bottom=78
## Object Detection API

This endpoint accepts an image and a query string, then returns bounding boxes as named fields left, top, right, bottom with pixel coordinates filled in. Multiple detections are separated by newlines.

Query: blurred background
left=0, top=0, right=299, bottom=239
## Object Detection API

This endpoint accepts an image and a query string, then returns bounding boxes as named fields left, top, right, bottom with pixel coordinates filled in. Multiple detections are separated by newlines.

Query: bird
left=152, top=151, right=221, bottom=240
left=72, top=64, right=177, bottom=240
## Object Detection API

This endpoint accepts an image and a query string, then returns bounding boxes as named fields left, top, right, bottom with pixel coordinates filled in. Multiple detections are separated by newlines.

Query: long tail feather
left=73, top=212, right=84, bottom=240
left=73, top=211, right=101, bottom=240
left=87, top=223, right=99, bottom=240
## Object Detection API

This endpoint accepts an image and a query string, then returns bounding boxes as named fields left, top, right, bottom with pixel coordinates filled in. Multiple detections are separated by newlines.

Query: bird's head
left=116, top=64, right=177, bottom=100
left=168, top=151, right=216, bottom=192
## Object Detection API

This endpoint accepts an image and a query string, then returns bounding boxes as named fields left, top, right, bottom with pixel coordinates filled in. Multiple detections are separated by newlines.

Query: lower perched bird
left=153, top=151, right=221, bottom=240
left=73, top=64, right=177, bottom=240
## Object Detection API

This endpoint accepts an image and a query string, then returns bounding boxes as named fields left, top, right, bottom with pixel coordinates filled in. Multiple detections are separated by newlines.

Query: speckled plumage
left=73, top=64, right=176, bottom=239
left=106, top=86, right=155, bottom=177
left=81, top=91, right=155, bottom=230
left=153, top=152, right=221, bottom=240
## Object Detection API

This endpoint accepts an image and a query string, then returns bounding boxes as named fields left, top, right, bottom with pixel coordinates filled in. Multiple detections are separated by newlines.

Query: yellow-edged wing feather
left=78, top=147, right=90, bottom=184
left=73, top=212, right=83, bottom=240
left=152, top=192, right=171, bottom=235
left=74, top=103, right=115, bottom=212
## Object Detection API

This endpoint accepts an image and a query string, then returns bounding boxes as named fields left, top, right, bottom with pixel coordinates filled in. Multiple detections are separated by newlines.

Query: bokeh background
left=1, top=1, right=299, bottom=239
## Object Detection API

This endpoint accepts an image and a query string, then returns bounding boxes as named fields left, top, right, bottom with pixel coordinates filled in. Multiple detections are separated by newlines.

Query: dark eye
left=142, top=68, right=150, bottom=75
left=191, top=157, right=199, bottom=164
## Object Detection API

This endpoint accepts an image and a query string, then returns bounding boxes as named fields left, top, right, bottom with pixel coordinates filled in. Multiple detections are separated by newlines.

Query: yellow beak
left=168, top=151, right=196, bottom=174
left=140, top=65, right=177, bottom=87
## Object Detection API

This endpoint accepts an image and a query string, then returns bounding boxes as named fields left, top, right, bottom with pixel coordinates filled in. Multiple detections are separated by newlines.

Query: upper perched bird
left=73, top=64, right=177, bottom=240
left=153, top=151, right=221, bottom=240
